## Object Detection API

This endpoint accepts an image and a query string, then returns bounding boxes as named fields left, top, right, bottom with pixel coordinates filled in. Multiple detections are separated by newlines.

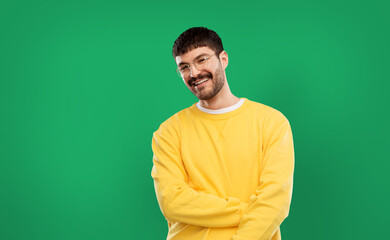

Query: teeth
left=194, top=78, right=209, bottom=86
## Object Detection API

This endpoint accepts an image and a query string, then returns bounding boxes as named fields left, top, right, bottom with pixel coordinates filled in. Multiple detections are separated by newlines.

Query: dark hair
left=172, top=27, right=224, bottom=58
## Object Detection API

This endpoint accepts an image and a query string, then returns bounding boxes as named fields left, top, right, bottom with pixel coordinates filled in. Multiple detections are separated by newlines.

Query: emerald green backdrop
left=1, top=0, right=389, bottom=239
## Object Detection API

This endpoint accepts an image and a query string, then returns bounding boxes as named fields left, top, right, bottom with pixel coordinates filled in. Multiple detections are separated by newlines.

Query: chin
left=197, top=92, right=217, bottom=101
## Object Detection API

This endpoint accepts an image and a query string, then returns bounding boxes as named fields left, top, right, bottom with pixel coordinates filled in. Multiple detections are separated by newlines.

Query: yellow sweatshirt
left=151, top=98, right=294, bottom=240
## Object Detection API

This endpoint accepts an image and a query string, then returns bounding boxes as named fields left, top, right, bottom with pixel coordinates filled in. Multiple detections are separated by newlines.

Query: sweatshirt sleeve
left=151, top=118, right=248, bottom=228
left=232, top=111, right=295, bottom=240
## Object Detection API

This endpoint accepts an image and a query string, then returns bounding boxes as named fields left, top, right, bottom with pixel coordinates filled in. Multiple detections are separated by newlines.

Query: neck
left=198, top=81, right=240, bottom=110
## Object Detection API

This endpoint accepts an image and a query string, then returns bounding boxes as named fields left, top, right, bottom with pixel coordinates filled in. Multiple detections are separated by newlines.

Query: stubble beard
left=191, top=64, right=225, bottom=101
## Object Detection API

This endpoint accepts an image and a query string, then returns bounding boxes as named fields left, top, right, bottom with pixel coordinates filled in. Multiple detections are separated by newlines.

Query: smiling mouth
left=193, top=78, right=209, bottom=86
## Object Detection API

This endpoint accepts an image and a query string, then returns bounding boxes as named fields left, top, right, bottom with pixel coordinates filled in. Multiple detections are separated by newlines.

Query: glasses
left=176, top=54, right=216, bottom=78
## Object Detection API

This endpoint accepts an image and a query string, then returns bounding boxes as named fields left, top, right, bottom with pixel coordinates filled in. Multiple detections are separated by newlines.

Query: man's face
left=175, top=46, right=227, bottom=100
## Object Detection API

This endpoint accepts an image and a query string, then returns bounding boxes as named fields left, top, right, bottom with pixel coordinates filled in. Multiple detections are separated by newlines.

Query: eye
left=179, top=65, right=189, bottom=71
left=197, top=56, right=208, bottom=64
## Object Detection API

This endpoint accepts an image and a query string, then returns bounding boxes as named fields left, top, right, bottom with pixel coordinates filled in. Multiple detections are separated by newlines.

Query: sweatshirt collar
left=196, top=98, right=245, bottom=114
left=190, top=98, right=250, bottom=120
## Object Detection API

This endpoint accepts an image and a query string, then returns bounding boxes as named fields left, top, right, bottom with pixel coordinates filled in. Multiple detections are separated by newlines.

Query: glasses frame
left=176, top=54, right=217, bottom=78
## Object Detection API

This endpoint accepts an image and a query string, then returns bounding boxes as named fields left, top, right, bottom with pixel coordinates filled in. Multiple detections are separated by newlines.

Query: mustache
left=189, top=73, right=212, bottom=85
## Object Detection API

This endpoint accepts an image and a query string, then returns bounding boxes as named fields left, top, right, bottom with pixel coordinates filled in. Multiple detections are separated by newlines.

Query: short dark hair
left=172, top=27, right=224, bottom=58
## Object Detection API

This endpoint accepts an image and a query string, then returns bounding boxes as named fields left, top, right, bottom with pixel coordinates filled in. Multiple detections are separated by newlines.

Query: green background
left=1, top=0, right=389, bottom=239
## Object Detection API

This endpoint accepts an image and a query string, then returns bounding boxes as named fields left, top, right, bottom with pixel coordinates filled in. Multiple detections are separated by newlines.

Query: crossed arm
left=151, top=120, right=247, bottom=228
left=151, top=113, right=294, bottom=238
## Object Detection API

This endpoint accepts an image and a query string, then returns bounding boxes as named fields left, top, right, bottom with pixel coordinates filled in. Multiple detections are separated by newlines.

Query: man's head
left=172, top=27, right=229, bottom=101
left=172, top=27, right=224, bottom=58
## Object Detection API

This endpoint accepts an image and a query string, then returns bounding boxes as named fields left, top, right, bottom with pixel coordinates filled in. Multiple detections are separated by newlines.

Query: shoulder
left=245, top=99, right=292, bottom=143
left=246, top=99, right=289, bottom=124
left=153, top=104, right=195, bottom=137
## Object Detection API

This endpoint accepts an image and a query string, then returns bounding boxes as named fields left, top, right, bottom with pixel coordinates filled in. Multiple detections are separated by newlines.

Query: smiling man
left=151, top=27, right=295, bottom=240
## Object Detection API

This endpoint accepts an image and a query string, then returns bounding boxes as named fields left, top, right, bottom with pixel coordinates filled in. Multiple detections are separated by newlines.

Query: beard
left=188, top=64, right=225, bottom=100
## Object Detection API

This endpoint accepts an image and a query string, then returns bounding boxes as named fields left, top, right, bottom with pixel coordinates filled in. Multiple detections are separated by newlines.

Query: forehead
left=175, top=46, right=215, bottom=65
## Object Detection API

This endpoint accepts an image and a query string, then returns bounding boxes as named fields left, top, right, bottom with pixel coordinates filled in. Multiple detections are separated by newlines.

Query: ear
left=219, top=51, right=229, bottom=69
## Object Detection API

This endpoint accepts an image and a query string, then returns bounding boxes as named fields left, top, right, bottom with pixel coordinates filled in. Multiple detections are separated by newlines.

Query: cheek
left=202, top=67, right=215, bottom=76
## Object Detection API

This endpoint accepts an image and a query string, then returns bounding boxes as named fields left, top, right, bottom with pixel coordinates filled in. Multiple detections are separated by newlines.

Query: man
left=151, top=27, right=295, bottom=240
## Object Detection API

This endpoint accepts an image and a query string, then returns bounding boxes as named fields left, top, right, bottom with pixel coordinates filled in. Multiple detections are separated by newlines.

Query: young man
left=151, top=27, right=295, bottom=240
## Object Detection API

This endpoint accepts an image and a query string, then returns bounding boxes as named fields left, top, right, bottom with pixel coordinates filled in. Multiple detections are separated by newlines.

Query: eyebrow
left=178, top=53, right=209, bottom=66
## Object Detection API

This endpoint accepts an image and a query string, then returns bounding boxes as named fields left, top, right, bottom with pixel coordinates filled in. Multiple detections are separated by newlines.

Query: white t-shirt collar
left=196, top=98, right=245, bottom=114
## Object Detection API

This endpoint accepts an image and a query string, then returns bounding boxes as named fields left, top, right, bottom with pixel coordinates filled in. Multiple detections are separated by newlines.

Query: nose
left=189, top=64, right=201, bottom=78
